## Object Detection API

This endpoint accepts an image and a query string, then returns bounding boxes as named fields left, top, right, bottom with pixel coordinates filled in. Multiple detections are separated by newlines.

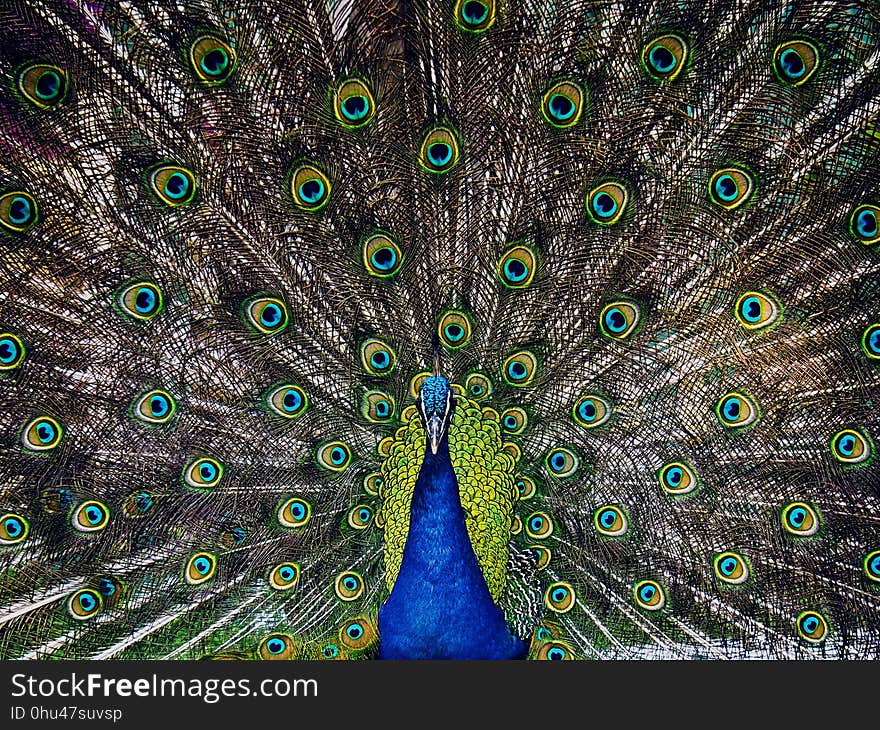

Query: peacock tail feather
left=0, top=0, right=879, bottom=659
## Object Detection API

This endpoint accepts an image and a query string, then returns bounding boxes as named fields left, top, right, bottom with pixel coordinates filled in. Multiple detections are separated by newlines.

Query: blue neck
left=377, top=435, right=526, bottom=659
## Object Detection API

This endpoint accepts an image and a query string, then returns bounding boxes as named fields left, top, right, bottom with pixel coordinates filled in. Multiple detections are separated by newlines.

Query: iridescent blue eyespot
left=420, top=127, right=460, bottom=173
left=525, top=511, right=553, bottom=539
left=134, top=389, right=176, bottom=424
left=634, top=580, right=665, bottom=610
left=455, top=0, right=495, bottom=32
left=775, top=41, right=819, bottom=85
left=0, top=192, right=40, bottom=233
left=291, top=163, right=331, bottom=210
left=335, top=571, right=364, bottom=600
left=118, top=282, right=163, bottom=321
left=541, top=81, right=584, bottom=128
left=545, top=447, right=578, bottom=477
left=715, top=391, right=759, bottom=429
left=643, top=34, right=688, bottom=80
left=22, top=416, right=63, bottom=451
left=781, top=501, right=820, bottom=536
left=363, top=233, right=402, bottom=277
left=796, top=610, right=828, bottom=643
left=67, top=588, right=102, bottom=619
left=259, top=634, right=295, bottom=659
left=17, top=64, right=68, bottom=109
left=864, top=550, right=880, bottom=583
left=183, top=457, right=224, bottom=489
left=190, top=36, right=235, bottom=83
left=186, top=552, right=217, bottom=584
left=149, top=165, right=196, bottom=206
left=587, top=182, right=628, bottom=225
left=0, top=333, right=25, bottom=369
left=316, top=441, right=353, bottom=471
left=0, top=513, right=29, bottom=545
left=544, top=582, right=575, bottom=613
left=851, top=205, right=880, bottom=245
left=498, top=245, right=537, bottom=288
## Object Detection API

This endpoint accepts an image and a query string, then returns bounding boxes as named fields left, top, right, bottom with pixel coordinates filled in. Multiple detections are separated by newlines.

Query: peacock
left=0, top=0, right=879, bottom=662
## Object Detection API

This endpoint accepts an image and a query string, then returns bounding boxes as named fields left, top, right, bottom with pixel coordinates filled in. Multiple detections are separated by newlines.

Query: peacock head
left=416, top=375, right=455, bottom=455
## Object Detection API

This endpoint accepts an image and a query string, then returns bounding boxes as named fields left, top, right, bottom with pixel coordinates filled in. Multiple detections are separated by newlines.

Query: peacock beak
left=426, top=412, right=445, bottom=454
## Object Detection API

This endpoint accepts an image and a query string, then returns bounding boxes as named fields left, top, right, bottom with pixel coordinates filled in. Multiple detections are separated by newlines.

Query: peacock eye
left=190, top=35, right=235, bottom=83
left=500, top=407, right=527, bottom=434
left=643, top=34, right=688, bottom=80
left=266, top=384, right=308, bottom=418
left=0, top=332, right=26, bottom=370
left=72, top=500, right=110, bottom=533
left=183, top=457, right=224, bottom=489
left=599, top=301, right=640, bottom=340
left=544, top=582, right=575, bottom=613
left=334, top=571, right=364, bottom=601
left=850, top=204, right=880, bottom=245
left=796, top=610, right=828, bottom=643
left=22, top=416, right=63, bottom=451
left=454, top=0, right=495, bottom=31
left=781, top=501, right=820, bottom=537
left=658, top=461, right=699, bottom=495
left=133, top=389, right=176, bottom=424
left=340, top=617, right=377, bottom=650
left=525, top=511, right=554, bottom=539
left=464, top=372, right=492, bottom=398
left=572, top=394, right=612, bottom=428
left=17, top=63, right=68, bottom=108
left=278, top=497, right=312, bottom=528
left=538, top=642, right=573, bottom=660
left=864, top=550, right=880, bottom=583
left=117, top=281, right=163, bottom=321
left=545, top=447, right=578, bottom=477
left=830, top=428, right=871, bottom=465
left=363, top=473, right=383, bottom=495
left=541, top=81, right=584, bottom=128
left=185, top=552, right=217, bottom=584
left=244, top=296, right=288, bottom=335
left=148, top=164, right=197, bottom=206
left=594, top=505, right=628, bottom=536
left=419, top=126, right=460, bottom=173
left=515, top=475, right=537, bottom=500
left=362, top=232, right=403, bottom=277
left=316, top=441, right=353, bottom=471
left=735, top=291, right=780, bottom=330
left=123, top=490, right=156, bottom=518
left=0, top=191, right=39, bottom=233
left=362, top=390, right=395, bottom=422
left=259, top=634, right=296, bottom=660
left=715, top=391, right=759, bottom=429
left=503, top=350, right=538, bottom=386
left=67, top=588, right=102, bottom=620
left=268, top=562, right=301, bottom=590
left=709, top=167, right=754, bottom=210
left=587, top=182, right=628, bottom=225
left=498, top=244, right=537, bottom=288
left=861, top=324, right=880, bottom=360
left=347, top=504, right=374, bottom=529
left=360, top=338, right=397, bottom=376
left=713, top=551, right=750, bottom=585
left=438, top=310, right=473, bottom=349
left=774, top=40, right=820, bottom=85
left=634, top=580, right=666, bottom=611
left=334, top=78, right=375, bottom=127
left=529, top=544, right=552, bottom=569
left=0, top=513, right=30, bottom=545
left=290, top=163, right=331, bottom=210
